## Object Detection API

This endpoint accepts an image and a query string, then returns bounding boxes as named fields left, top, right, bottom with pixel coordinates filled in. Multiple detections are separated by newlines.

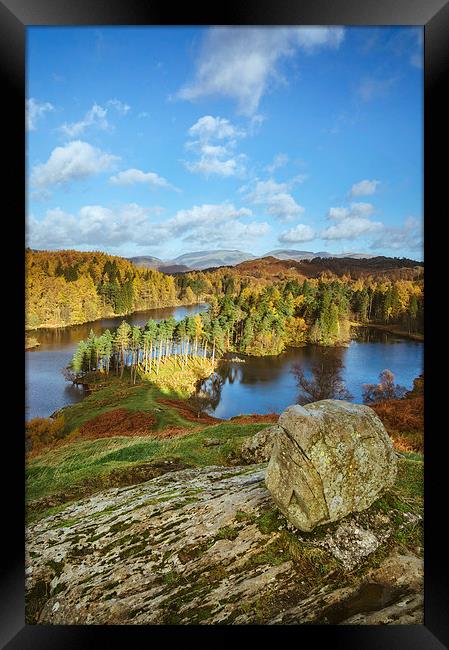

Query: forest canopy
left=26, top=249, right=423, bottom=343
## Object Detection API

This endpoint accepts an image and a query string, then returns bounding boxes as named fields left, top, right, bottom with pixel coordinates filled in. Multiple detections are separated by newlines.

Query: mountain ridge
left=128, top=248, right=384, bottom=271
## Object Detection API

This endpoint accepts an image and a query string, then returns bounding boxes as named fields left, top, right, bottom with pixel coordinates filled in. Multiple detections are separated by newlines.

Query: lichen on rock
left=240, top=425, right=280, bottom=463
left=26, top=455, right=421, bottom=625
left=265, top=400, right=397, bottom=532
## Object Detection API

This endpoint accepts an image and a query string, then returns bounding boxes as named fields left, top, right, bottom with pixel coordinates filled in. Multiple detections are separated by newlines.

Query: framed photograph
left=2, top=0, right=447, bottom=647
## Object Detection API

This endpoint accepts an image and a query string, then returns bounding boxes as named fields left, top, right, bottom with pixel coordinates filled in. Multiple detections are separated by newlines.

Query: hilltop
left=25, top=375, right=423, bottom=625
left=265, top=249, right=376, bottom=261
left=213, top=255, right=424, bottom=281
left=128, top=249, right=256, bottom=271
left=127, top=249, right=417, bottom=273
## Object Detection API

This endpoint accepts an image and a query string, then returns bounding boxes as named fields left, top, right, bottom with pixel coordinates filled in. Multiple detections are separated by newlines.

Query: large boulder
left=265, top=400, right=397, bottom=532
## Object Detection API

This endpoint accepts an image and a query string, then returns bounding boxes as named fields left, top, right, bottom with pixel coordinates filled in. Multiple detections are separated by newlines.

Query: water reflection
left=195, top=373, right=225, bottom=413
left=291, top=347, right=352, bottom=404
left=27, top=304, right=207, bottom=352
left=26, top=321, right=423, bottom=421
left=26, top=304, right=206, bottom=419
left=198, top=328, right=423, bottom=419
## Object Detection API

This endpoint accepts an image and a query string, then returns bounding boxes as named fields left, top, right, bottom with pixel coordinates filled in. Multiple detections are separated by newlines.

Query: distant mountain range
left=128, top=248, right=376, bottom=272
left=265, top=249, right=376, bottom=262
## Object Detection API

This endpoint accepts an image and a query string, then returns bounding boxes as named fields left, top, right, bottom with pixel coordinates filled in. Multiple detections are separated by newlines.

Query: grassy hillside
left=26, top=374, right=424, bottom=524
left=26, top=378, right=276, bottom=519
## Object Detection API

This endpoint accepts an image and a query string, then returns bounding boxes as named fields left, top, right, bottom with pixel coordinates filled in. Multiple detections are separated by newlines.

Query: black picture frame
left=3, top=0, right=447, bottom=647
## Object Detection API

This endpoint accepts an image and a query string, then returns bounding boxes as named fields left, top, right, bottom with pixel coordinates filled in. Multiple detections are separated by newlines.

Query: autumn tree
left=292, top=351, right=352, bottom=404
left=362, top=369, right=407, bottom=403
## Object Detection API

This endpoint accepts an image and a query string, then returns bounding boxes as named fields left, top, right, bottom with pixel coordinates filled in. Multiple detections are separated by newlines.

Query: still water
left=25, top=304, right=206, bottom=420
left=26, top=307, right=423, bottom=421
left=207, top=328, right=423, bottom=419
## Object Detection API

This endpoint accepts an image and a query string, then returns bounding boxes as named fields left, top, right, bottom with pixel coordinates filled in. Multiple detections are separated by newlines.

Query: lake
left=26, top=306, right=423, bottom=421
left=25, top=304, right=207, bottom=420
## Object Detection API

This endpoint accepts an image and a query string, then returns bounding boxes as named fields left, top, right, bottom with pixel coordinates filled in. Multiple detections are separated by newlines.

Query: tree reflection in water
left=194, top=372, right=225, bottom=414
left=292, top=348, right=353, bottom=405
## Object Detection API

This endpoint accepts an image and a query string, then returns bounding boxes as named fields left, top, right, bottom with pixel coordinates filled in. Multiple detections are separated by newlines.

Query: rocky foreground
left=26, top=462, right=423, bottom=625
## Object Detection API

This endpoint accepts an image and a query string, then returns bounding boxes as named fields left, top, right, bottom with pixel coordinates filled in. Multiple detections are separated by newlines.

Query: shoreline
left=25, top=300, right=207, bottom=333
left=351, top=322, right=424, bottom=342
left=25, top=336, right=40, bottom=350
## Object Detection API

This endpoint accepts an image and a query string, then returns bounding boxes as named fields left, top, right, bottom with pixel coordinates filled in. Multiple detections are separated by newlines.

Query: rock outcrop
left=26, top=460, right=420, bottom=625
left=265, top=400, right=397, bottom=532
left=240, top=425, right=280, bottom=463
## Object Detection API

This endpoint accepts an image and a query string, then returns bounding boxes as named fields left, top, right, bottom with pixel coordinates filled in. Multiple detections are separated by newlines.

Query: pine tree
left=144, top=319, right=158, bottom=372
left=115, top=321, right=131, bottom=378
left=130, top=326, right=142, bottom=383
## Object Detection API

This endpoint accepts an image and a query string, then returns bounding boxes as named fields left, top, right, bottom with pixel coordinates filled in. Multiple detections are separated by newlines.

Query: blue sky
left=26, top=26, right=423, bottom=260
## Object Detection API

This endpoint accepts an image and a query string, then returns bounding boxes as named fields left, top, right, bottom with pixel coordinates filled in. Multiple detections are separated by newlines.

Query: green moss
left=91, top=504, right=120, bottom=517
left=102, top=532, right=137, bottom=555
left=234, top=510, right=256, bottom=523
left=177, top=541, right=211, bottom=564
left=109, top=520, right=134, bottom=534
left=214, top=525, right=239, bottom=541
left=184, top=605, right=215, bottom=624
left=51, top=517, right=81, bottom=529
left=372, top=458, right=423, bottom=517
left=162, top=569, right=183, bottom=586
left=103, top=591, right=117, bottom=601
left=118, top=542, right=148, bottom=560
left=52, top=581, right=67, bottom=596
left=68, top=545, right=93, bottom=558
left=255, top=508, right=286, bottom=535
left=46, top=559, right=64, bottom=577
left=25, top=579, right=51, bottom=625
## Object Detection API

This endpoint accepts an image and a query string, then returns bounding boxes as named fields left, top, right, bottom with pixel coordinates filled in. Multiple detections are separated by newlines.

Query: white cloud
left=184, top=115, right=247, bottom=177
left=185, top=154, right=246, bottom=177
left=59, top=99, right=130, bottom=137
left=28, top=204, right=154, bottom=249
left=350, top=179, right=380, bottom=197
left=177, top=27, right=344, bottom=115
left=109, top=168, right=177, bottom=190
left=278, top=224, right=315, bottom=243
left=59, top=103, right=109, bottom=137
left=107, top=98, right=131, bottom=114
left=357, top=77, right=396, bottom=102
left=31, top=140, right=119, bottom=188
left=321, top=202, right=382, bottom=240
left=183, top=219, right=270, bottom=246
left=167, top=202, right=252, bottom=233
left=328, top=206, right=350, bottom=221
left=171, top=203, right=269, bottom=246
left=265, top=153, right=289, bottom=173
left=389, top=27, right=423, bottom=70
left=322, top=218, right=383, bottom=240
left=29, top=189, right=52, bottom=202
left=370, top=216, right=423, bottom=254
left=188, top=115, right=245, bottom=141
left=28, top=201, right=269, bottom=250
left=26, top=98, right=54, bottom=131
left=244, top=178, right=305, bottom=222
left=328, top=202, right=375, bottom=220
